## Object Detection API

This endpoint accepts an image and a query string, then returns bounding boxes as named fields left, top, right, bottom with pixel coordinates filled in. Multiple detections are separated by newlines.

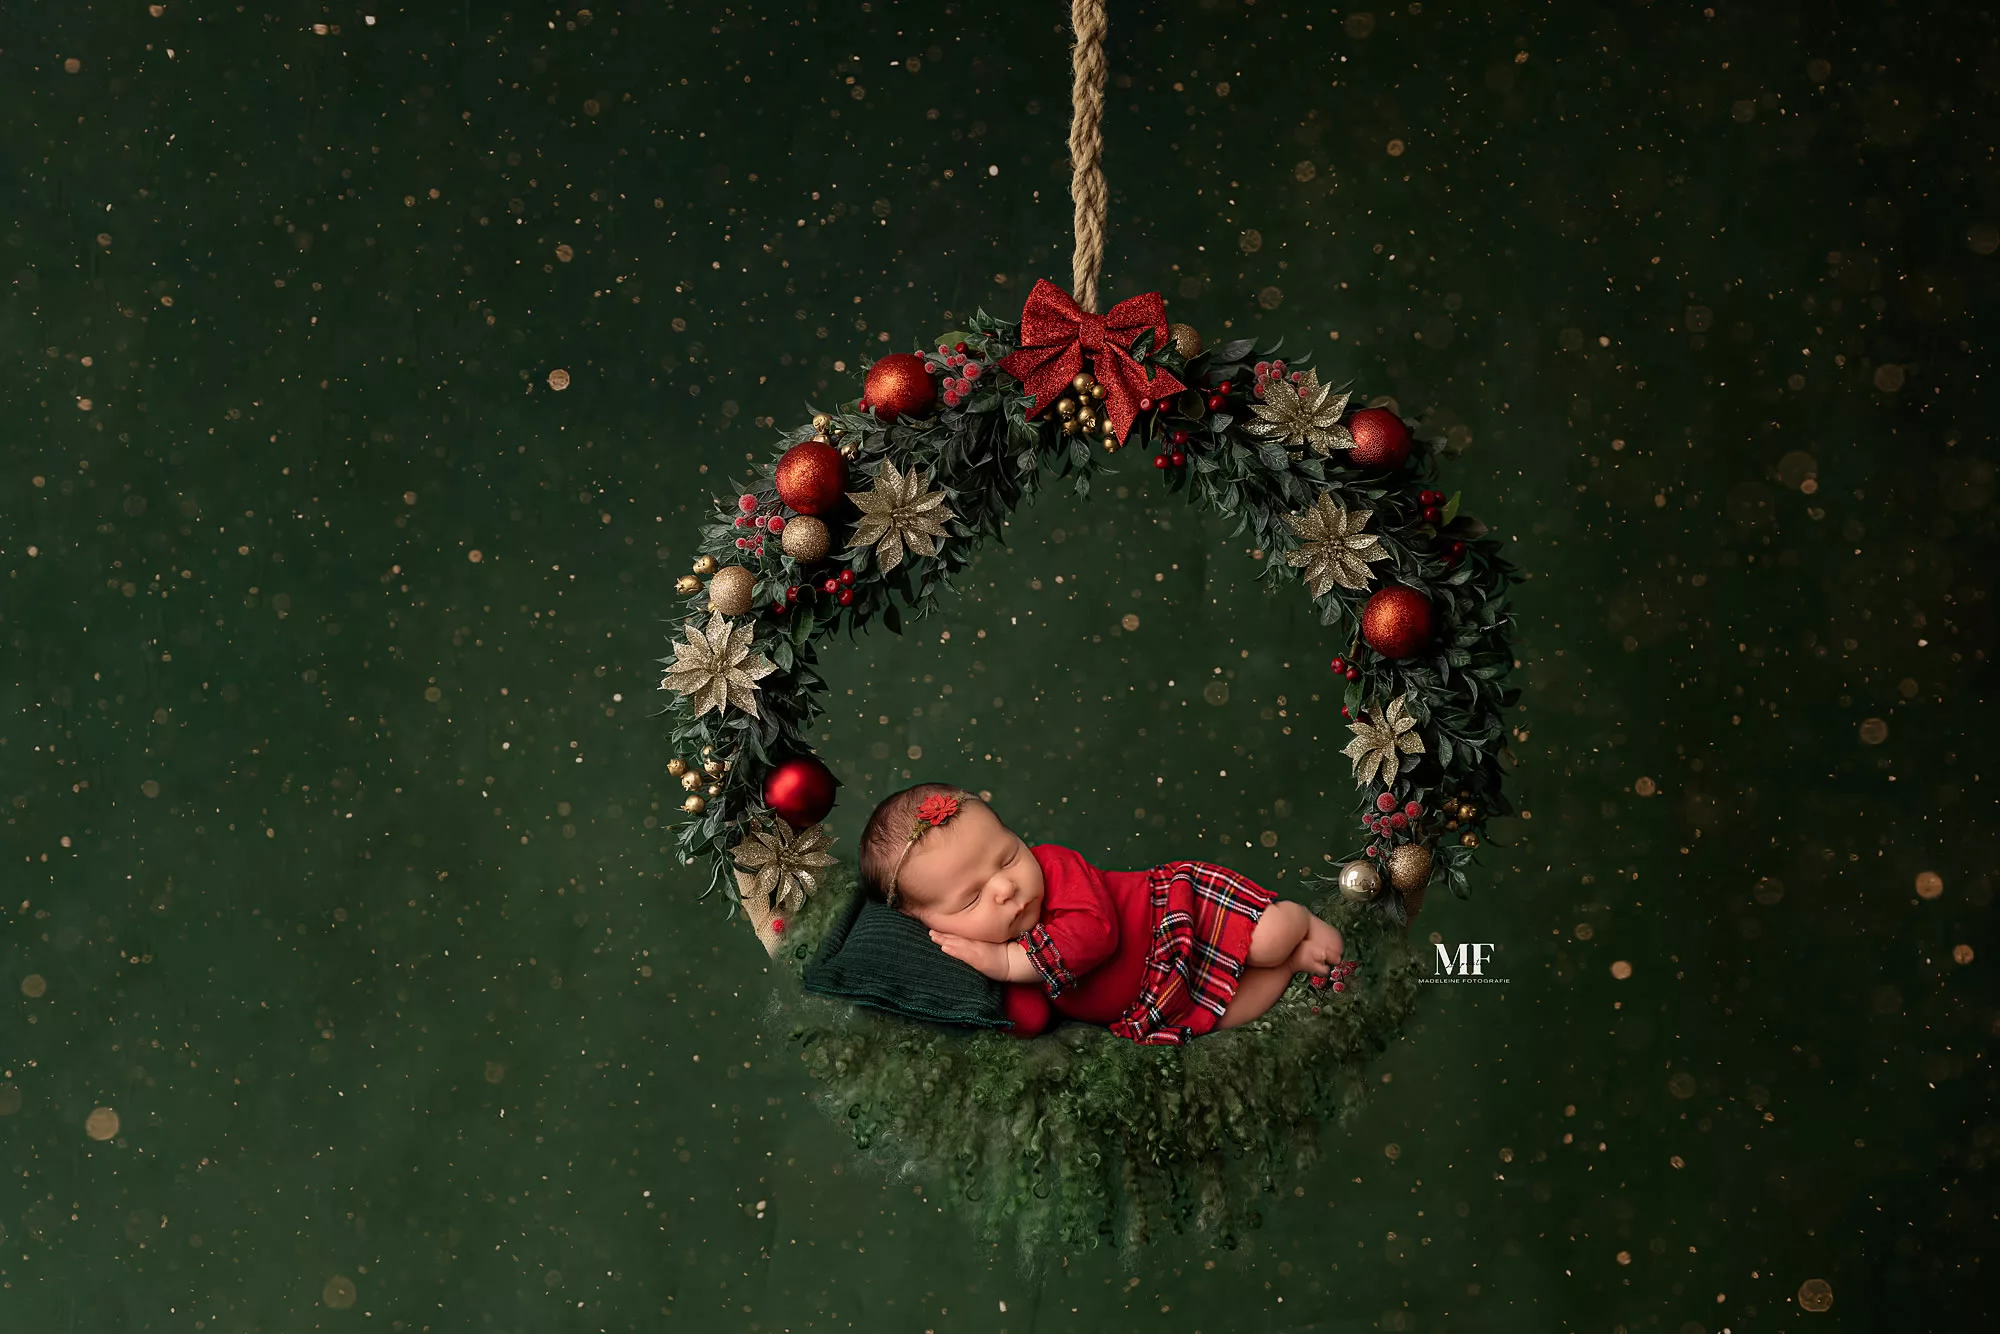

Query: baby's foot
left=1288, top=916, right=1344, bottom=977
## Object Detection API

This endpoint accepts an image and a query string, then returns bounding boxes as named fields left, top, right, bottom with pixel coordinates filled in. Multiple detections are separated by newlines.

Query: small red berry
left=771, top=599, right=787, bottom=614
left=752, top=515, right=768, bottom=529
left=735, top=537, right=747, bottom=548
left=1389, top=813, right=1408, bottom=829
left=1376, top=793, right=1398, bottom=813
left=734, top=515, right=748, bottom=527
left=770, top=916, right=787, bottom=935
left=1341, top=706, right=1352, bottom=719
left=1171, top=429, right=1189, bottom=446
left=1154, top=454, right=1169, bottom=470
left=785, top=585, right=799, bottom=601
left=1404, top=800, right=1422, bottom=817
left=1207, top=394, right=1227, bottom=412
left=954, top=341, right=967, bottom=354
left=837, top=588, right=854, bottom=607
left=1366, top=843, right=1381, bottom=857
left=1330, top=656, right=1346, bottom=673
left=1346, top=667, right=1360, bottom=682
left=768, top=515, right=786, bottom=534
left=1422, top=506, right=1443, bottom=525
left=737, top=494, right=758, bottom=513
left=1139, top=397, right=1153, bottom=412
left=821, top=577, right=838, bottom=593
left=1448, top=540, right=1467, bottom=557
left=838, top=569, right=855, bottom=585
left=1331, top=981, right=1345, bottom=992
left=964, top=363, right=982, bottom=380
left=1170, top=451, right=1185, bottom=466
left=1255, top=361, right=1271, bottom=376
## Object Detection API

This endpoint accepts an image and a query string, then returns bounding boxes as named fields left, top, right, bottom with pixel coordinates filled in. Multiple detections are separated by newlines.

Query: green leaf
left=1254, top=443, right=1291, bottom=471
left=1442, top=491, right=1461, bottom=524
left=883, top=603, right=903, bottom=635
left=1069, top=438, right=1091, bottom=469
left=1074, top=473, right=1091, bottom=498
left=1215, top=337, right=1256, bottom=362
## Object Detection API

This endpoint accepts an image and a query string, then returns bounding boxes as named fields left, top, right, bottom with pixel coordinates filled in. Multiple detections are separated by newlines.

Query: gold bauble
left=811, top=412, right=832, bottom=429
left=705, top=783, right=722, bottom=797
left=1460, top=805, right=1480, bottom=822
left=1056, top=396, right=1079, bottom=419
left=1459, top=830, right=1480, bottom=848
left=779, top=514, right=831, bottom=562
left=1101, top=438, right=1120, bottom=454
left=1062, top=418, right=1084, bottom=436
left=1337, top=861, right=1384, bottom=903
left=692, top=554, right=718, bottom=575
left=1384, top=843, right=1434, bottom=895
left=675, top=574, right=702, bottom=595
left=1168, top=322, right=1204, bottom=360
left=681, top=771, right=702, bottom=791
left=667, top=758, right=688, bottom=777
left=682, top=794, right=706, bottom=815
left=701, top=744, right=714, bottom=756
left=1077, top=409, right=1098, bottom=431
left=1088, top=383, right=1105, bottom=402
left=703, top=758, right=726, bottom=777
left=837, top=440, right=859, bottom=460
left=705, top=565, right=756, bottom=618
left=1072, top=372, right=1095, bottom=393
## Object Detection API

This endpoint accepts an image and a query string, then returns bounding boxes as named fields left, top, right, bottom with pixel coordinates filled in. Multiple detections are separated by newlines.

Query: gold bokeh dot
left=85, top=1107, right=120, bottom=1141
left=1383, top=1142, right=1401, bottom=1160
left=1121, top=612, right=1140, bottom=632
left=1386, top=138, right=1406, bottom=156
left=547, top=368, right=571, bottom=391
left=1668, top=1071, right=1696, bottom=1099
left=1634, top=776, right=1656, bottom=796
left=1574, top=922, right=1594, bottom=941
left=1952, top=943, right=1974, bottom=965
left=323, top=1275, right=358, bottom=1309
left=1915, top=871, right=1943, bottom=900
left=1857, top=717, right=1888, bottom=745
left=1797, top=1278, right=1833, bottom=1312
left=1610, top=960, right=1633, bottom=980
left=21, top=974, right=46, bottom=998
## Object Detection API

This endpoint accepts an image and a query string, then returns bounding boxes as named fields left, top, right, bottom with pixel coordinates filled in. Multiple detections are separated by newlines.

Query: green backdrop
left=3, top=1, right=1994, bottom=1330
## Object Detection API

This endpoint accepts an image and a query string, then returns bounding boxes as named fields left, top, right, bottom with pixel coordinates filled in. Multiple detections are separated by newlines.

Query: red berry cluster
left=1250, top=358, right=1298, bottom=398
left=1152, top=428, right=1190, bottom=471
left=1359, top=795, right=1425, bottom=851
left=776, top=566, right=856, bottom=613
left=1329, top=654, right=1360, bottom=684
left=733, top=492, right=788, bottom=556
left=1417, top=488, right=1468, bottom=567
left=924, top=341, right=985, bottom=409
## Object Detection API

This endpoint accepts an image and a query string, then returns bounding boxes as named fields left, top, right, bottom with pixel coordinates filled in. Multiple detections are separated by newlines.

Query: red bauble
left=860, top=352, right=937, bottom=423
left=1361, top=586, right=1435, bottom=659
left=1347, top=408, right=1412, bottom=471
left=763, top=754, right=839, bottom=829
left=774, top=439, right=847, bottom=516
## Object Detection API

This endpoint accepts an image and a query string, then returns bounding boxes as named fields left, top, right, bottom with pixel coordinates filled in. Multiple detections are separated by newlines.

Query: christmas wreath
left=663, top=282, right=1520, bottom=929
left=655, top=282, right=1520, bottom=1266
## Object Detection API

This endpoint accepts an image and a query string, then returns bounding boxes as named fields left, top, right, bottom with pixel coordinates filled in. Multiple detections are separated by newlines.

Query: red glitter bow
left=996, top=280, right=1188, bottom=445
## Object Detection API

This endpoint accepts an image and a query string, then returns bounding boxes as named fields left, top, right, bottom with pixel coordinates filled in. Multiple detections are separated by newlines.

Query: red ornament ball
left=774, top=439, right=847, bottom=516
left=1347, top=408, right=1412, bottom=471
left=764, top=754, right=838, bottom=829
left=1361, top=586, right=1436, bottom=659
left=861, top=352, right=937, bottom=423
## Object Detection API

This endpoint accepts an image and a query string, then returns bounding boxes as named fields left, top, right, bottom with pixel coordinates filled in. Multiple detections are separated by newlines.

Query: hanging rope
left=1068, top=0, right=1109, bottom=314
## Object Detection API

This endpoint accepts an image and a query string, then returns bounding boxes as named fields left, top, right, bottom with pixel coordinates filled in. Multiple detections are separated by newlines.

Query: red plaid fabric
left=1108, top=859, right=1276, bottom=1046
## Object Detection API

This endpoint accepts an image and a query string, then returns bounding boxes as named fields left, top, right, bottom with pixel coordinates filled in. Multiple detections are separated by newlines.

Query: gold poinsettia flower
left=659, top=608, right=780, bottom=720
left=1343, top=692, right=1426, bottom=787
left=1282, top=492, right=1388, bottom=597
left=841, top=457, right=957, bottom=574
left=729, top=816, right=838, bottom=914
left=1244, top=368, right=1354, bottom=457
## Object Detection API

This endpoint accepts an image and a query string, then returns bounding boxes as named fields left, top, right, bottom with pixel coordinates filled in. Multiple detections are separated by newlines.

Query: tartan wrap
left=1107, top=860, right=1277, bottom=1046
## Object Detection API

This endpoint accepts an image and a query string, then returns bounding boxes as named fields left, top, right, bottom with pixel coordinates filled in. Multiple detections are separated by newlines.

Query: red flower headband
left=883, top=788, right=978, bottom=908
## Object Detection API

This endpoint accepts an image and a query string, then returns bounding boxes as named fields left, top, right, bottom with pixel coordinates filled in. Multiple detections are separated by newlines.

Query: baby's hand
left=928, top=929, right=1010, bottom=980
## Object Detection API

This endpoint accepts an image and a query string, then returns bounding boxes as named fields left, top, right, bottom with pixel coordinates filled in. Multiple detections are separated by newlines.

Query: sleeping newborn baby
left=860, top=783, right=1356, bottom=1043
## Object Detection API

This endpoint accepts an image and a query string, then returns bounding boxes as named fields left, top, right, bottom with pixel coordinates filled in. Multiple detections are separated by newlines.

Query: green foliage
left=661, top=305, right=1520, bottom=911
left=769, top=862, right=1422, bottom=1273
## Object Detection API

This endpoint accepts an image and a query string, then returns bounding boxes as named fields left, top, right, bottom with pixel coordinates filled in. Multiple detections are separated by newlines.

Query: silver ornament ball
left=1337, top=860, right=1384, bottom=903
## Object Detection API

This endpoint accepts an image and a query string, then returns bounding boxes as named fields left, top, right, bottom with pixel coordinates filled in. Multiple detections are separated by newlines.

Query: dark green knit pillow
left=801, top=885, right=1010, bottom=1030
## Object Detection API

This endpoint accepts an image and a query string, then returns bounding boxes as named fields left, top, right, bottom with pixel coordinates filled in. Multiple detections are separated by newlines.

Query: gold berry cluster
left=1442, top=790, right=1481, bottom=847
left=669, top=745, right=730, bottom=816
left=1054, top=371, right=1122, bottom=453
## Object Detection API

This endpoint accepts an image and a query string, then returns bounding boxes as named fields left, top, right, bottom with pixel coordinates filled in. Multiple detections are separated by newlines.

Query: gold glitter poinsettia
left=729, top=816, right=838, bottom=914
left=1244, top=368, right=1354, bottom=457
left=1343, top=692, right=1426, bottom=787
left=659, top=608, right=779, bottom=720
left=842, top=457, right=957, bottom=574
left=1282, top=492, right=1388, bottom=597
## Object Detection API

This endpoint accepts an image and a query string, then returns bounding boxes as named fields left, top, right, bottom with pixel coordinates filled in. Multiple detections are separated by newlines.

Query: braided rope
left=1068, top=0, right=1109, bottom=314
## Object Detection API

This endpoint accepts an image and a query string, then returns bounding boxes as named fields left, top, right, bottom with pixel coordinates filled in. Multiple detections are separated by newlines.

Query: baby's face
left=896, top=801, right=1044, bottom=943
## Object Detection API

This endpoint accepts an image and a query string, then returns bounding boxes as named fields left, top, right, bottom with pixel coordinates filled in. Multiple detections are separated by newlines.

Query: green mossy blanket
left=762, top=861, right=1422, bottom=1271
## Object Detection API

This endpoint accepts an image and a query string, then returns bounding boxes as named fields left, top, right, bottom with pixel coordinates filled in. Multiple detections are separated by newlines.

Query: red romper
left=999, top=843, right=1278, bottom=1046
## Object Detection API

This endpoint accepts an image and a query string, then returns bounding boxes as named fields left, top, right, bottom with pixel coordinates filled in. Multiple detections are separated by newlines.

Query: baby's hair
left=859, top=781, right=988, bottom=912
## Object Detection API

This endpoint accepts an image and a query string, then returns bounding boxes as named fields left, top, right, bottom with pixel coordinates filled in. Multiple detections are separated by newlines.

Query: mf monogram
left=1422, top=942, right=1507, bottom=984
